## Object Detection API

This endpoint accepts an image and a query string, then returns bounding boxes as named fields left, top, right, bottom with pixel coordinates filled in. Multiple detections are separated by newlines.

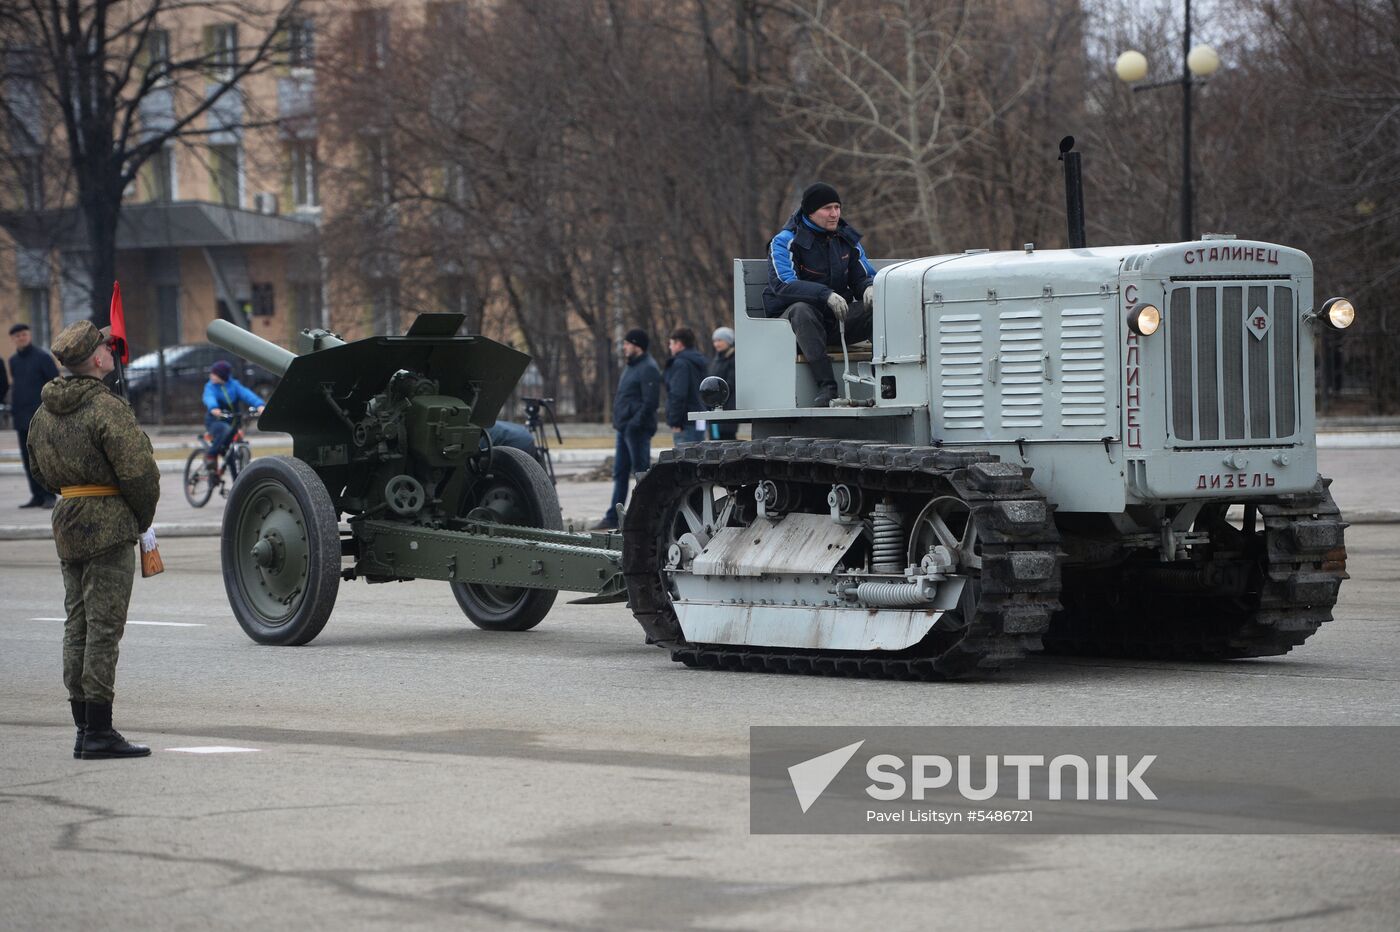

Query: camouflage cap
left=51, top=320, right=112, bottom=368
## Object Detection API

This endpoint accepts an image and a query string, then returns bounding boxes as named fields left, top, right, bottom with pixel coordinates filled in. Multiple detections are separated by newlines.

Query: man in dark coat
left=708, top=326, right=738, bottom=440
left=762, top=182, right=876, bottom=406
left=595, top=327, right=661, bottom=530
left=664, top=327, right=708, bottom=446
left=27, top=320, right=161, bottom=760
left=9, top=322, right=61, bottom=508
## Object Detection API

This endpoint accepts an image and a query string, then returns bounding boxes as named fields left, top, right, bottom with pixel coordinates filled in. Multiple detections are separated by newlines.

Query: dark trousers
left=205, top=414, right=233, bottom=457
left=781, top=300, right=874, bottom=386
left=16, top=427, right=50, bottom=502
left=606, top=427, right=652, bottom=524
left=61, top=544, right=135, bottom=703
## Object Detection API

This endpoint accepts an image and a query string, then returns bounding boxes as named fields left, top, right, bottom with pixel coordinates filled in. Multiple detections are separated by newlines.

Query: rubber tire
left=451, top=446, right=562, bottom=631
left=222, top=456, right=341, bottom=645
left=183, top=449, right=215, bottom=508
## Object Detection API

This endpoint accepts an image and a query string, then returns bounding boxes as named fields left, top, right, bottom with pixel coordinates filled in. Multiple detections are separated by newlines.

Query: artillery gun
left=208, top=314, right=627, bottom=645
left=623, top=151, right=1353, bottom=679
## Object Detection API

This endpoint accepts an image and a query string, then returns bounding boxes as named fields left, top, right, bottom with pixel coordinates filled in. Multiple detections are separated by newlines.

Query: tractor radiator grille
left=1167, top=282, right=1297, bottom=444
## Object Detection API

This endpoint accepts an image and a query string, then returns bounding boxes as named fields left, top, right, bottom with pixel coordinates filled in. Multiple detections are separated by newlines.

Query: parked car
left=124, top=343, right=280, bottom=423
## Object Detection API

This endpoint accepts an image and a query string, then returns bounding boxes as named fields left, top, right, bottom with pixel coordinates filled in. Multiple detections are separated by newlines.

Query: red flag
left=109, top=281, right=129, bottom=364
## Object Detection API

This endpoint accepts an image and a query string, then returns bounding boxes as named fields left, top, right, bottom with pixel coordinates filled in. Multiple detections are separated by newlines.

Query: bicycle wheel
left=183, top=449, right=215, bottom=508
left=228, top=442, right=251, bottom=480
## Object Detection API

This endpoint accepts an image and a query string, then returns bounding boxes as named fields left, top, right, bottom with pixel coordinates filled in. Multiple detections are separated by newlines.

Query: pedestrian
left=708, top=326, right=738, bottom=440
left=594, top=328, right=661, bottom=530
left=25, top=320, right=161, bottom=760
left=664, top=327, right=708, bottom=446
left=8, top=322, right=61, bottom=508
left=761, top=182, right=876, bottom=406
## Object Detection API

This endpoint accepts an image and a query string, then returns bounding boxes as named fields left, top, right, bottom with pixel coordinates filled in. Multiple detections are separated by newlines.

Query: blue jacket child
left=202, top=360, right=264, bottom=459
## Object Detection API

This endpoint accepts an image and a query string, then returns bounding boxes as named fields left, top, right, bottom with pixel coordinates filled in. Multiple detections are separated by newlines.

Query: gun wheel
left=452, top=446, right=563, bottom=631
left=222, top=455, right=341, bottom=645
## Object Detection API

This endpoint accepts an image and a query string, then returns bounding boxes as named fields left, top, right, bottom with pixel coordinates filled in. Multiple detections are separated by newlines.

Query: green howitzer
left=207, top=313, right=626, bottom=645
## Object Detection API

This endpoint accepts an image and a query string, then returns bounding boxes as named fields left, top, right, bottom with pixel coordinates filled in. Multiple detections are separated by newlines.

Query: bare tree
left=0, top=0, right=299, bottom=324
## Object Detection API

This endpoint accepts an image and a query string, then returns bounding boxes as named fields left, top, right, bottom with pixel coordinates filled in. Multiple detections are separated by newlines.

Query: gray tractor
left=623, top=190, right=1352, bottom=678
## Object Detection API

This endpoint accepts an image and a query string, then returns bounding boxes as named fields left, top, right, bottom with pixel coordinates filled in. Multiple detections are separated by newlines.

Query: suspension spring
left=854, top=580, right=937, bottom=608
left=872, top=499, right=905, bottom=574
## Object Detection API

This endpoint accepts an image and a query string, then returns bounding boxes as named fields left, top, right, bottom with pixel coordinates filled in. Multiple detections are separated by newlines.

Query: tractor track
left=1047, top=477, right=1349, bottom=659
left=622, top=438, right=1063, bottom=680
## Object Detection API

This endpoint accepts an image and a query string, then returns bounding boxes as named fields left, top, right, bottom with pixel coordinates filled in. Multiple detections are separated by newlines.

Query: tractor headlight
left=1128, top=303, right=1161, bottom=336
left=1320, top=297, right=1355, bottom=330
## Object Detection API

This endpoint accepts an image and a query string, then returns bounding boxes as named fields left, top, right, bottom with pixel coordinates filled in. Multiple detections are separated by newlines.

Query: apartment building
left=0, top=1, right=451, bottom=358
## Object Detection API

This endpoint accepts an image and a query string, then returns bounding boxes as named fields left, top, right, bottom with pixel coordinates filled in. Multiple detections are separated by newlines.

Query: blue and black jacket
left=762, top=209, right=876, bottom=319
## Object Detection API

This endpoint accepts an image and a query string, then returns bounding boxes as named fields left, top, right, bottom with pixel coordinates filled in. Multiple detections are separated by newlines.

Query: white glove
left=863, top=285, right=874, bottom=308
left=827, top=291, right=849, bottom=321
left=140, top=528, right=158, bottom=552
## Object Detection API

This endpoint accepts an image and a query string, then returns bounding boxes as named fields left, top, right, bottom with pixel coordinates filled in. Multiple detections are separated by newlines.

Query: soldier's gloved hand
left=863, top=285, right=874, bottom=308
left=827, top=291, right=849, bottom=321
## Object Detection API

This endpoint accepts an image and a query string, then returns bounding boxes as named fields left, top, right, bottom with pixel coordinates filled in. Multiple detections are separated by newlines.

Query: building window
left=426, top=2, right=468, bottom=34
left=151, top=145, right=177, bottom=202
left=364, top=136, right=392, bottom=204
left=156, top=285, right=180, bottom=346
left=208, top=23, right=238, bottom=77
left=371, top=281, right=398, bottom=335
left=290, top=140, right=319, bottom=208
left=291, top=282, right=322, bottom=331
left=352, top=9, right=390, bottom=70
left=210, top=143, right=241, bottom=207
left=21, top=287, right=50, bottom=346
left=288, top=18, right=315, bottom=68
left=19, top=156, right=43, bottom=210
left=145, top=28, right=171, bottom=83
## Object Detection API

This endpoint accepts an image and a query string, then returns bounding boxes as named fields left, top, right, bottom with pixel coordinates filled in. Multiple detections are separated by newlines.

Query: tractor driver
left=761, top=182, right=876, bottom=407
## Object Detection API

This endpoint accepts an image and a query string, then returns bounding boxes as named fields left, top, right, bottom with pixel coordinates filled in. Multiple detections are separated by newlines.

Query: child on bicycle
left=203, top=360, right=264, bottom=468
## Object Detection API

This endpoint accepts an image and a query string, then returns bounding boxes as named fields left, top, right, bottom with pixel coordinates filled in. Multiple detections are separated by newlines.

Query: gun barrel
left=207, top=319, right=297, bottom=377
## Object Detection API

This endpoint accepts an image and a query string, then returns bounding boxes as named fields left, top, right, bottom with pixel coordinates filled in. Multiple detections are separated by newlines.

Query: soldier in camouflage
left=26, top=320, right=161, bottom=760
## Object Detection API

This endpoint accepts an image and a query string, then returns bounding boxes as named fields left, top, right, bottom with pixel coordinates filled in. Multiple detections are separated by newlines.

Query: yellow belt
left=60, top=485, right=121, bottom=498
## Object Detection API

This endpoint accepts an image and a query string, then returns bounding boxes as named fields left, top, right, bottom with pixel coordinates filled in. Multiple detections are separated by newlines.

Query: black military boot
left=79, top=702, right=151, bottom=760
left=812, top=382, right=839, bottom=406
left=69, top=700, right=86, bottom=759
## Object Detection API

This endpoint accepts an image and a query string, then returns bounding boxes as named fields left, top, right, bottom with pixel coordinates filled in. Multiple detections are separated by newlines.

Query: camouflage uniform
left=26, top=322, right=160, bottom=705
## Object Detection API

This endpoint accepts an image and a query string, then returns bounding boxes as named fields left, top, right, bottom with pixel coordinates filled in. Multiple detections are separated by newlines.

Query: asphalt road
left=2, top=523, right=1398, bottom=930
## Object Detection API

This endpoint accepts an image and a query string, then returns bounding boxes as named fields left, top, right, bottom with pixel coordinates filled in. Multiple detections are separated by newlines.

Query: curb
left=3, top=511, right=1396, bottom=542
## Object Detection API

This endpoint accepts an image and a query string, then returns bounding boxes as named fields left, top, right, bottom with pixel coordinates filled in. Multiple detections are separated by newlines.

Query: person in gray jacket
left=595, top=328, right=661, bottom=530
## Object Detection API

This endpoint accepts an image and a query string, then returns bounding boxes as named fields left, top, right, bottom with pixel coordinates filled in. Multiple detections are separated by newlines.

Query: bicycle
left=184, top=411, right=253, bottom=507
left=522, top=396, right=562, bottom=484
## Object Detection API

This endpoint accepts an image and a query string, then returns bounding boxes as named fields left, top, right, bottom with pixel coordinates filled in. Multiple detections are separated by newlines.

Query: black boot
left=69, top=699, right=86, bottom=759
left=812, top=381, right=839, bottom=406
left=80, top=702, right=151, bottom=760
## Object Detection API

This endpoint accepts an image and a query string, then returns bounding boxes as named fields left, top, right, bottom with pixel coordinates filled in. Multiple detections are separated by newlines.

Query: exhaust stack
left=1059, top=136, right=1086, bottom=249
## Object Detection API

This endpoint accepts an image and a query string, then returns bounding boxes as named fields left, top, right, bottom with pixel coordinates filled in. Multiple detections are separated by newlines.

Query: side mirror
left=699, top=375, right=729, bottom=410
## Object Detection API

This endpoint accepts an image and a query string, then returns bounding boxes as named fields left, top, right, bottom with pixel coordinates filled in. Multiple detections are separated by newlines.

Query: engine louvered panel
left=1060, top=307, right=1107, bottom=428
left=1166, top=281, right=1298, bottom=446
left=938, top=313, right=983, bottom=429
left=999, top=309, right=1043, bottom=429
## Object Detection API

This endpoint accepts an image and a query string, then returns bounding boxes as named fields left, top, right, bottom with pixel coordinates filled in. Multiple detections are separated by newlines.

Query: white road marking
left=165, top=747, right=260, bottom=754
left=27, top=617, right=204, bottom=627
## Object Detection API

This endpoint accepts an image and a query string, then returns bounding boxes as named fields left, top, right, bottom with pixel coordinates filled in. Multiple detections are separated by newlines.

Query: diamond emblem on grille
left=1247, top=305, right=1270, bottom=340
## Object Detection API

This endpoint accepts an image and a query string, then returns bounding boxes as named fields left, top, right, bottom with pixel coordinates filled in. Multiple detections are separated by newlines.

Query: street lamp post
left=1115, top=0, right=1220, bottom=241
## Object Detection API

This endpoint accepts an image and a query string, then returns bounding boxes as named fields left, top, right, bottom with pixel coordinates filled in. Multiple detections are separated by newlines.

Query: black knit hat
left=801, top=182, right=841, bottom=216
left=623, top=327, right=649, bottom=351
